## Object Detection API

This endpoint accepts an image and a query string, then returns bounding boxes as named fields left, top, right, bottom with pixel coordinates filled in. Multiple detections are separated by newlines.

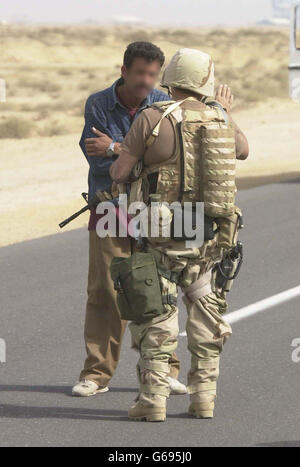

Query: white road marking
left=179, top=285, right=300, bottom=336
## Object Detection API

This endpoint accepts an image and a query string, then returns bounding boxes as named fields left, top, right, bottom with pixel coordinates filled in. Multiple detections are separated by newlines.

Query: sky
left=0, top=0, right=274, bottom=26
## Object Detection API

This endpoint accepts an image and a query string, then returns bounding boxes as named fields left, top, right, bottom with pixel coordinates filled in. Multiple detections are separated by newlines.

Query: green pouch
left=110, top=252, right=165, bottom=323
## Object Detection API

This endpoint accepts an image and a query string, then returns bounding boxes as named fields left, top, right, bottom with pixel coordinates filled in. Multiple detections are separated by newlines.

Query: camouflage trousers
left=129, top=236, right=232, bottom=408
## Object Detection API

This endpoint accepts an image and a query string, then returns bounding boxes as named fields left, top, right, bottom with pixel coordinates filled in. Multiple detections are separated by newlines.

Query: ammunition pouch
left=110, top=251, right=166, bottom=323
left=146, top=201, right=173, bottom=244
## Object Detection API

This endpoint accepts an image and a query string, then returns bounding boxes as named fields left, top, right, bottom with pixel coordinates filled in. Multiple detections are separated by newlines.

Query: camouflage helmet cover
left=161, top=48, right=215, bottom=97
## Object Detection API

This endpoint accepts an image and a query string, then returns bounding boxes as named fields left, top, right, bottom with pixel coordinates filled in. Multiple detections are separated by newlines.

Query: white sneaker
left=72, top=379, right=109, bottom=397
left=167, top=376, right=187, bottom=395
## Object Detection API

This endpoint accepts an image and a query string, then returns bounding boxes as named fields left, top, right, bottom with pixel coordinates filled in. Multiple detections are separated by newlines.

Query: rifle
left=59, top=187, right=117, bottom=229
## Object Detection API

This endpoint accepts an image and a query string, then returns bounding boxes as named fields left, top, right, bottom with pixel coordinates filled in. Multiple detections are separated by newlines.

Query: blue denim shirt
left=79, top=78, right=170, bottom=198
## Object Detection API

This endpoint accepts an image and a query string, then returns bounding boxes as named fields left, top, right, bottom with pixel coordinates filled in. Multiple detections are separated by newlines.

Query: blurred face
left=121, top=58, right=162, bottom=100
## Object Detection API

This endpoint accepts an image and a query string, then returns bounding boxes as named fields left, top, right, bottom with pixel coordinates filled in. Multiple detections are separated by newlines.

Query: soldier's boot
left=187, top=381, right=217, bottom=419
left=128, top=359, right=170, bottom=422
left=188, top=396, right=215, bottom=419
left=128, top=396, right=167, bottom=422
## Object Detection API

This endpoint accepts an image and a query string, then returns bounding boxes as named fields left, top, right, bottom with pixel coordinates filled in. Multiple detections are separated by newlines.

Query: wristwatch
left=106, top=141, right=115, bottom=157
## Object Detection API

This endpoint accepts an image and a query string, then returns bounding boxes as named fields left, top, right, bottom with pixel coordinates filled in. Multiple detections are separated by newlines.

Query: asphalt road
left=1, top=180, right=300, bottom=447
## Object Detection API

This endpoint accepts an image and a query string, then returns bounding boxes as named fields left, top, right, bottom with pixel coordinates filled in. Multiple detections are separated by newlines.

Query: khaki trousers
left=79, top=231, right=180, bottom=387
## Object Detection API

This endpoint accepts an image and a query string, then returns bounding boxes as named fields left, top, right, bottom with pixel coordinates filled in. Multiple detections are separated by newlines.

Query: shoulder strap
left=146, top=98, right=189, bottom=148
left=145, top=97, right=228, bottom=149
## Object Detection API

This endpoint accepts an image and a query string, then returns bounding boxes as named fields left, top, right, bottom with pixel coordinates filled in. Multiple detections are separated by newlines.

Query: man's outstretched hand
left=215, top=84, right=234, bottom=114
left=85, top=127, right=112, bottom=157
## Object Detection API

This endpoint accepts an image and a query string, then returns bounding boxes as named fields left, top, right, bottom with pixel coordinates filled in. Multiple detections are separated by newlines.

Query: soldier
left=110, top=48, right=249, bottom=422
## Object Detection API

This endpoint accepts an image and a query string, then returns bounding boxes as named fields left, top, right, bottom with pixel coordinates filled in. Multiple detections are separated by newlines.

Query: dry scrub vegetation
left=0, top=24, right=289, bottom=139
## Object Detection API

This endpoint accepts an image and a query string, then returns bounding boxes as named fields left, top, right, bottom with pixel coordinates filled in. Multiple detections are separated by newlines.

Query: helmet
left=161, top=48, right=214, bottom=97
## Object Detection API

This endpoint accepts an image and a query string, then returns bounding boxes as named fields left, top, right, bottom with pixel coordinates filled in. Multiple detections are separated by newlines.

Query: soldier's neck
left=172, top=90, right=203, bottom=102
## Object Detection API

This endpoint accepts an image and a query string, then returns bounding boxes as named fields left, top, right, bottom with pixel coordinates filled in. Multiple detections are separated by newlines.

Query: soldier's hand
left=215, top=84, right=234, bottom=114
left=111, top=181, right=119, bottom=194
left=85, top=127, right=112, bottom=157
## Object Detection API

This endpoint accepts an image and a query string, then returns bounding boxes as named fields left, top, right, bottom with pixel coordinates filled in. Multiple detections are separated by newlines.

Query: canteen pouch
left=110, top=251, right=165, bottom=323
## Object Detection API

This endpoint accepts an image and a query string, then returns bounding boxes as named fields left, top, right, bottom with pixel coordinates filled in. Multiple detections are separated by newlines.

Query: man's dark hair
left=123, top=41, right=165, bottom=69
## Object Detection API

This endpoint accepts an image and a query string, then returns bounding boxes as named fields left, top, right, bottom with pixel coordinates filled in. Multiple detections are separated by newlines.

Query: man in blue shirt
left=72, top=42, right=186, bottom=397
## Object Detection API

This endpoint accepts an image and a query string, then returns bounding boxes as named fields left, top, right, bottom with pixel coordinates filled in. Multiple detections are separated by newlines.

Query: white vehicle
left=272, top=0, right=291, bottom=23
left=272, top=0, right=292, bottom=19
left=289, top=1, right=300, bottom=100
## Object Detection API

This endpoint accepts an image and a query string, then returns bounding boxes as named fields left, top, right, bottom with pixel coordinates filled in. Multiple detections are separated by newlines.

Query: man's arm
left=79, top=96, right=117, bottom=177
left=215, top=84, right=249, bottom=160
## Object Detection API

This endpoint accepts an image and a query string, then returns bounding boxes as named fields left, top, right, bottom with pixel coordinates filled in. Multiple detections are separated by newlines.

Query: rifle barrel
left=59, top=205, right=90, bottom=229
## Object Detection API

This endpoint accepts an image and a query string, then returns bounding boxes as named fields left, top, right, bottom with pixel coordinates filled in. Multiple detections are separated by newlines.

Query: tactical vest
left=129, top=96, right=237, bottom=218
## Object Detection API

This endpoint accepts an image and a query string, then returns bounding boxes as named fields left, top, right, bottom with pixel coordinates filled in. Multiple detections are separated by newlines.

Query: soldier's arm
left=110, top=111, right=150, bottom=183
left=110, top=150, right=138, bottom=184
left=228, top=114, right=249, bottom=160
left=215, top=84, right=249, bottom=160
